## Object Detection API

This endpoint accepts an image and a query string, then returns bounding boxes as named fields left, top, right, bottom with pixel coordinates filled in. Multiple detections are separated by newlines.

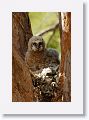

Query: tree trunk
left=12, top=12, right=33, bottom=102
left=59, top=12, right=71, bottom=102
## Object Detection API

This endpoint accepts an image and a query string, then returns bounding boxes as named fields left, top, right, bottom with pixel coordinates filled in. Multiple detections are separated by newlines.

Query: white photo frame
left=0, top=0, right=83, bottom=114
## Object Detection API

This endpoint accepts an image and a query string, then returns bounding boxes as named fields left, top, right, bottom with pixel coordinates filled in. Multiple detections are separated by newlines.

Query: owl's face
left=28, top=36, right=45, bottom=52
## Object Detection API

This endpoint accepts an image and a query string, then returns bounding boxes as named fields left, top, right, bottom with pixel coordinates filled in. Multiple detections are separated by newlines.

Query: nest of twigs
left=31, top=66, right=62, bottom=102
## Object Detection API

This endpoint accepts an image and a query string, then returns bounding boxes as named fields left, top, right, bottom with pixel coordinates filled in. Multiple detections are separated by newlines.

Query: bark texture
left=12, top=12, right=33, bottom=102
left=59, top=12, right=71, bottom=102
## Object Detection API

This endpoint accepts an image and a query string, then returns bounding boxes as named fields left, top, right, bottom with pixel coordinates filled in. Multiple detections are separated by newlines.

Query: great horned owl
left=25, top=36, right=60, bottom=73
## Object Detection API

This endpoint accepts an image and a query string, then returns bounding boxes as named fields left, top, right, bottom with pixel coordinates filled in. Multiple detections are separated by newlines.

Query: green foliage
left=28, top=12, right=61, bottom=54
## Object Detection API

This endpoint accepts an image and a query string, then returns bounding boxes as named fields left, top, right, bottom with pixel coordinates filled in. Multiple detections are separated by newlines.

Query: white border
left=0, top=0, right=83, bottom=114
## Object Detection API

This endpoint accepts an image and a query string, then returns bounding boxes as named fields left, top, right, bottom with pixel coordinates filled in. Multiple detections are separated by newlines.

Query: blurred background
left=28, top=12, right=61, bottom=56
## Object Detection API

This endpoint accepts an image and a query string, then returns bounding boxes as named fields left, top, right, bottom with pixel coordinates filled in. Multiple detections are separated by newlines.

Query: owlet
left=25, top=36, right=60, bottom=85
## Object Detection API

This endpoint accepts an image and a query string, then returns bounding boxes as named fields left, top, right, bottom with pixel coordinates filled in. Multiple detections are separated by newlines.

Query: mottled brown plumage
left=25, top=36, right=59, bottom=73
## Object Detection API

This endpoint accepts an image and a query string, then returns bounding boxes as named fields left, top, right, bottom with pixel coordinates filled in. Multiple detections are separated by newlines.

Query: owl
left=25, top=36, right=60, bottom=73
left=25, top=36, right=60, bottom=101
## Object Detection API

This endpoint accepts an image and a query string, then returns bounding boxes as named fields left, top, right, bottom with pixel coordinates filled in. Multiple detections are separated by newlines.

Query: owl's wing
left=47, top=48, right=60, bottom=67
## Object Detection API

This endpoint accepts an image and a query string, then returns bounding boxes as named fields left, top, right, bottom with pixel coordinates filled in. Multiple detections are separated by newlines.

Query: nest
left=31, top=66, right=62, bottom=102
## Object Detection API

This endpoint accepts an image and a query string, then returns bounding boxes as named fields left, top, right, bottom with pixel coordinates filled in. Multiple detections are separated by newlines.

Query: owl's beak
left=36, top=43, right=41, bottom=50
left=36, top=45, right=39, bottom=50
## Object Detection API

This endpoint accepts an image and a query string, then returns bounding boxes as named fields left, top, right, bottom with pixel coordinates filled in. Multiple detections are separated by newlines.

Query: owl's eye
left=39, top=42, right=43, bottom=46
left=32, top=43, right=37, bottom=46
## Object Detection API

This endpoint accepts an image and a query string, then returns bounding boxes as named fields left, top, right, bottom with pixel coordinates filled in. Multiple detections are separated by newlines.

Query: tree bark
left=59, top=12, right=71, bottom=102
left=12, top=12, right=33, bottom=102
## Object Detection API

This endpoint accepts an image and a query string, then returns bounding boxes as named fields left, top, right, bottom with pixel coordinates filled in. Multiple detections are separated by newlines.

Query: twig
left=36, top=22, right=59, bottom=36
